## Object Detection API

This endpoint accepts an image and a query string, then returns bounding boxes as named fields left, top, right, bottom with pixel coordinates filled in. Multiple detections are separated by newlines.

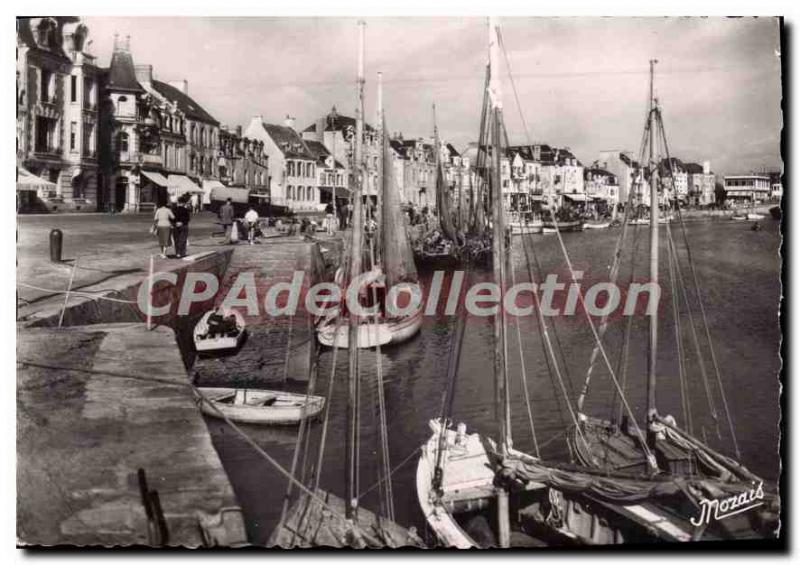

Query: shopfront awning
left=17, top=167, right=56, bottom=193
left=167, top=175, right=204, bottom=198
left=141, top=170, right=169, bottom=187
left=564, top=193, right=590, bottom=202
left=209, top=186, right=249, bottom=204
left=202, top=179, right=227, bottom=204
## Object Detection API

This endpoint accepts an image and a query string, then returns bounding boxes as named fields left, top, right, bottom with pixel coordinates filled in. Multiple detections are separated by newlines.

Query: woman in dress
left=153, top=203, right=175, bottom=258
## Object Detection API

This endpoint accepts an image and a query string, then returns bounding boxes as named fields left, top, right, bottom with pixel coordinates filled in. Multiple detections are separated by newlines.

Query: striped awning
left=17, top=167, right=56, bottom=193
left=167, top=174, right=204, bottom=196
left=141, top=170, right=169, bottom=187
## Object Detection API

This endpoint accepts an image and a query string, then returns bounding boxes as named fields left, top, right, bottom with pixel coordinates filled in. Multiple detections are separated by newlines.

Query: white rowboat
left=194, top=308, right=246, bottom=352
left=196, top=387, right=325, bottom=425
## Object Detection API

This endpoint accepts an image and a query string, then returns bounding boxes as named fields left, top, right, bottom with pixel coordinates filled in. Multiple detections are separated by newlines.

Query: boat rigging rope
left=672, top=202, right=742, bottom=460
left=17, top=282, right=140, bottom=304
left=508, top=241, right=541, bottom=457
left=367, top=240, right=395, bottom=522
left=498, top=30, right=653, bottom=467
left=665, top=222, right=692, bottom=437
left=658, top=115, right=730, bottom=448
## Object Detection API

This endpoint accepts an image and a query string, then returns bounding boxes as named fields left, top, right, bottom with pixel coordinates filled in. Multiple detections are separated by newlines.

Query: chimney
left=134, top=64, right=153, bottom=86
left=703, top=160, right=711, bottom=175
left=316, top=118, right=325, bottom=142
left=236, top=125, right=242, bottom=137
left=168, top=79, right=188, bottom=95
left=284, top=115, right=295, bottom=129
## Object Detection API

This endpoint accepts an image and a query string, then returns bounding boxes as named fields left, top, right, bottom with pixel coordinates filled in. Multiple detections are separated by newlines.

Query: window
left=119, top=132, right=129, bottom=155
left=70, top=75, right=77, bottom=102
left=307, top=186, right=313, bottom=201
left=70, top=121, right=77, bottom=151
left=40, top=69, right=52, bottom=102
left=83, top=77, right=93, bottom=108
left=287, top=185, right=293, bottom=200
left=34, top=116, right=55, bottom=152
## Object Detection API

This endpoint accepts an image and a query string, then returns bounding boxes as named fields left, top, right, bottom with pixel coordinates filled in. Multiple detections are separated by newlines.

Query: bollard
left=49, top=229, right=63, bottom=262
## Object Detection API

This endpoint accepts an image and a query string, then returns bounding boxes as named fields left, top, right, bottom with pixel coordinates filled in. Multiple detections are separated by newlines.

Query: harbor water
left=196, top=218, right=782, bottom=545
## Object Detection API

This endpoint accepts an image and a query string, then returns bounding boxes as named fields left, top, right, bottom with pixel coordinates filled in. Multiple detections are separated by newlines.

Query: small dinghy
left=583, top=220, right=611, bottom=230
left=747, top=212, right=765, bottom=220
left=194, top=307, right=246, bottom=353
left=196, top=387, right=325, bottom=426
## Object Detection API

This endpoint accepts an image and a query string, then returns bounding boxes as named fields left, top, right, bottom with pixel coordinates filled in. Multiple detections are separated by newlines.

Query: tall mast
left=488, top=15, right=510, bottom=456
left=375, top=70, right=383, bottom=257
left=489, top=16, right=511, bottom=549
left=646, top=58, right=659, bottom=424
left=346, top=19, right=366, bottom=523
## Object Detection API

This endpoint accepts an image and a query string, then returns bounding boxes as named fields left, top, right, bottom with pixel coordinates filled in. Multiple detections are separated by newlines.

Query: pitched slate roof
left=303, top=139, right=345, bottom=168
left=683, top=162, right=705, bottom=174
left=302, top=111, right=376, bottom=134
left=151, top=80, right=218, bottom=126
left=258, top=123, right=316, bottom=160
left=108, top=50, right=144, bottom=93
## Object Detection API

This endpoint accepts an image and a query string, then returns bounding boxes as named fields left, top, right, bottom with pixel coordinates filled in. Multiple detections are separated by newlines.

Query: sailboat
left=416, top=23, right=779, bottom=548
left=317, top=59, right=423, bottom=350
left=271, top=22, right=424, bottom=548
left=414, top=105, right=464, bottom=267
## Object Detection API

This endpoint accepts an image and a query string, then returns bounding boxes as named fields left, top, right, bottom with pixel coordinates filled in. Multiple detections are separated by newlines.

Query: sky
left=82, top=16, right=783, bottom=176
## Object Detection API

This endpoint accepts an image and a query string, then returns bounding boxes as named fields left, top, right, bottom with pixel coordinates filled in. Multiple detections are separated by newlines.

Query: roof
left=445, top=143, right=460, bottom=158
left=151, top=80, right=218, bottom=126
left=108, top=50, right=145, bottom=93
left=303, top=139, right=345, bottom=168
left=16, top=17, right=74, bottom=63
left=258, top=122, right=316, bottom=160
left=302, top=110, right=376, bottom=134
left=658, top=157, right=686, bottom=175
left=683, top=162, right=708, bottom=174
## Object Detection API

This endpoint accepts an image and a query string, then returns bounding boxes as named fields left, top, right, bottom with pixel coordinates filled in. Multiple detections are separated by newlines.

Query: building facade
left=17, top=17, right=101, bottom=211
left=217, top=126, right=269, bottom=193
left=246, top=116, right=320, bottom=212
left=685, top=161, right=715, bottom=206
left=723, top=175, right=772, bottom=203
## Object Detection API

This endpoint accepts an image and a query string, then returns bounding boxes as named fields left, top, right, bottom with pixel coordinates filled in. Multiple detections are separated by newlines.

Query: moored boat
left=542, top=220, right=584, bottom=232
left=583, top=220, right=611, bottom=230
left=193, top=307, right=246, bottom=352
left=747, top=212, right=765, bottom=220
left=196, top=387, right=325, bottom=425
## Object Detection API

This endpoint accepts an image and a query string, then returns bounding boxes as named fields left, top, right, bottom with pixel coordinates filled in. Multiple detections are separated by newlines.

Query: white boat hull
left=196, top=388, right=325, bottom=425
left=317, top=308, right=423, bottom=349
left=583, top=221, right=611, bottom=230
left=747, top=213, right=765, bottom=220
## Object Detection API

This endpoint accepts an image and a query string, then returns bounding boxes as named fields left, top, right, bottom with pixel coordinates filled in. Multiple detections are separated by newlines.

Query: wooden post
left=147, top=255, right=154, bottom=331
left=496, top=487, right=510, bottom=548
left=58, top=255, right=79, bottom=329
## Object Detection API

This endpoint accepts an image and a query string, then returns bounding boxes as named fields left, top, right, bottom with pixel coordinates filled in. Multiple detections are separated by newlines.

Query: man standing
left=173, top=196, right=191, bottom=258
left=244, top=205, right=259, bottom=245
left=219, top=198, right=235, bottom=243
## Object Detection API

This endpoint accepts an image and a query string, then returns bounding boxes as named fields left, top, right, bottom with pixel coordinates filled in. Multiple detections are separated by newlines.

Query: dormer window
left=35, top=18, right=56, bottom=48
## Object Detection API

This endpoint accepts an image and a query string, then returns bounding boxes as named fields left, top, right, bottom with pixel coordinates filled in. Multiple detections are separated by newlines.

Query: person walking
left=324, top=201, right=335, bottom=235
left=153, top=202, right=175, bottom=258
left=173, top=196, right=191, bottom=258
left=244, top=205, right=259, bottom=245
left=219, top=198, right=235, bottom=244
left=190, top=193, right=199, bottom=214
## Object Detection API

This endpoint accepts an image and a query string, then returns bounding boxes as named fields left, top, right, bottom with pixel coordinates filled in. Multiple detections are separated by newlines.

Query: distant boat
left=196, top=387, right=325, bottom=426
left=542, top=219, right=584, bottom=232
left=770, top=206, right=782, bottom=220
left=583, top=220, right=611, bottom=230
left=510, top=220, right=543, bottom=235
left=731, top=213, right=748, bottom=221
left=747, top=213, right=765, bottom=221
left=194, top=308, right=246, bottom=352
left=629, top=217, right=649, bottom=225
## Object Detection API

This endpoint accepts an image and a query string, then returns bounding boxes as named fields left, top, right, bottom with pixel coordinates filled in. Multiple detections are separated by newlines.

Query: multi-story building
left=723, top=175, right=772, bottom=203
left=17, top=17, right=101, bottom=211
left=597, top=150, right=642, bottom=206
left=684, top=161, right=715, bottom=206
left=584, top=167, right=620, bottom=208
left=768, top=171, right=783, bottom=201
left=303, top=139, right=348, bottom=208
left=217, top=125, right=269, bottom=192
left=246, top=116, right=319, bottom=212
left=659, top=157, right=689, bottom=203
left=302, top=108, right=381, bottom=205
left=389, top=136, right=437, bottom=209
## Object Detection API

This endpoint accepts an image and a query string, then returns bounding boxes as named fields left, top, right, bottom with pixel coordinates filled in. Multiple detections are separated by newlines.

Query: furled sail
left=381, top=114, right=418, bottom=288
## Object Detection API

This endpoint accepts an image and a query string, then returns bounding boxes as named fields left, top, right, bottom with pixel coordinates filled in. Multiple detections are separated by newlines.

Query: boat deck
left=268, top=489, right=423, bottom=548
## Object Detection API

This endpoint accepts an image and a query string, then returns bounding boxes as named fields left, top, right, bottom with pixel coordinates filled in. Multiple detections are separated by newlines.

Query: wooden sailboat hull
left=269, top=488, right=424, bottom=548
left=317, top=308, right=423, bottom=349
left=195, top=388, right=325, bottom=425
